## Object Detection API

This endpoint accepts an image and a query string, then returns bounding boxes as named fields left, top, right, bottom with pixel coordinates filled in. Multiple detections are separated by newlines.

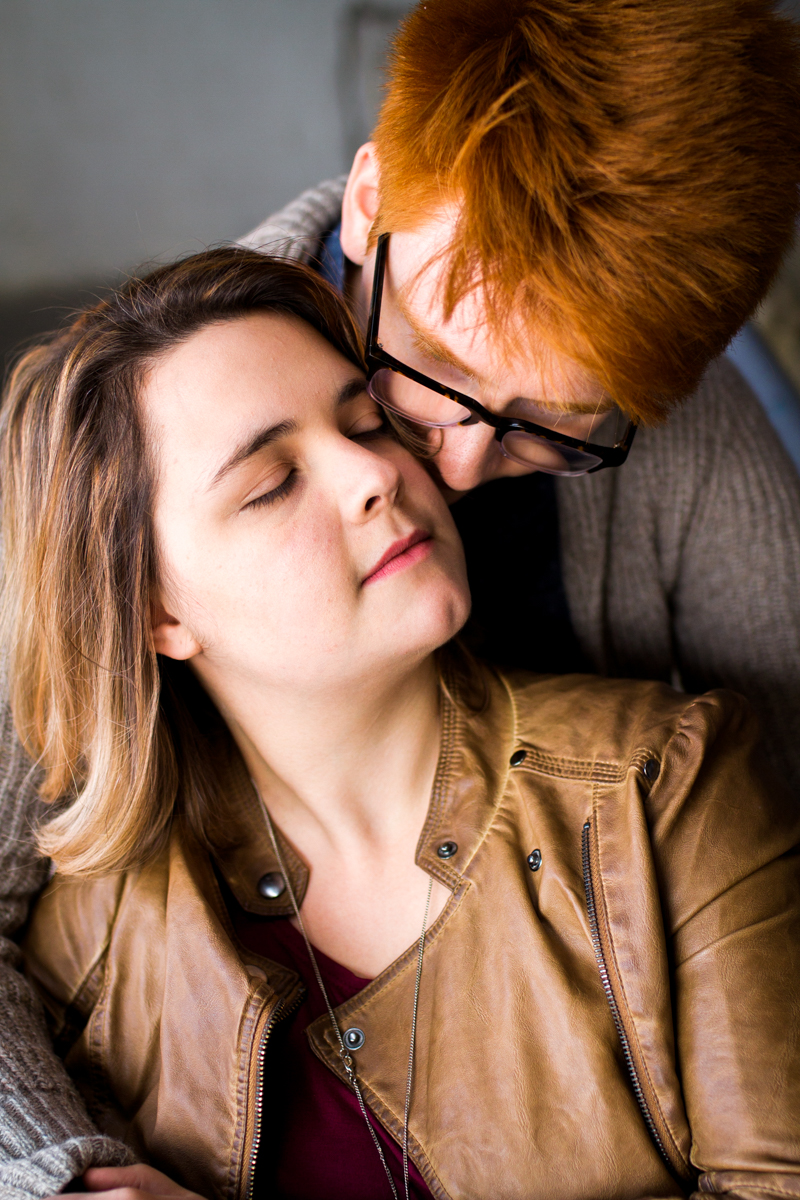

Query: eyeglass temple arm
left=366, top=233, right=390, bottom=350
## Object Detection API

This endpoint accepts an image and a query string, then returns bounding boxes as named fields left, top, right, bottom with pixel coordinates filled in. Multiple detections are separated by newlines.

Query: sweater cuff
left=0, top=1136, right=136, bottom=1200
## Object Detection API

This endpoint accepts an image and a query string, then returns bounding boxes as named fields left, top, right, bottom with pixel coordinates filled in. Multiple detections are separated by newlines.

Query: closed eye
left=244, top=469, right=298, bottom=511
left=344, top=402, right=389, bottom=440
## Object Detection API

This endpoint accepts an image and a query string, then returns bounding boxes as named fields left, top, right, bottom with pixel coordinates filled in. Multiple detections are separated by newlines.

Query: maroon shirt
left=231, top=903, right=434, bottom=1200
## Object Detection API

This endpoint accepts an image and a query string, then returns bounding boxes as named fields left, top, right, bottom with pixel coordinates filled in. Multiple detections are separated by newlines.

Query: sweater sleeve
left=0, top=701, right=134, bottom=1200
left=558, top=355, right=800, bottom=798
left=235, top=175, right=347, bottom=263
left=665, top=359, right=800, bottom=795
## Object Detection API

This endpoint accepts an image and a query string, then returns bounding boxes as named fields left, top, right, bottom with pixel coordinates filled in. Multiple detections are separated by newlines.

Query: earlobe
left=151, top=600, right=202, bottom=661
left=340, top=142, right=380, bottom=265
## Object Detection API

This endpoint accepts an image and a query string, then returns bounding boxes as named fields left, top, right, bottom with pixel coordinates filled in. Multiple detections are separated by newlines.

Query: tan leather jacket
left=23, top=669, right=800, bottom=1200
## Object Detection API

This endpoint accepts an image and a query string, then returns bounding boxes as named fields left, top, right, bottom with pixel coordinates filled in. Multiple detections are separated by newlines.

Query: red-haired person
left=4, top=248, right=800, bottom=1200
left=0, top=1, right=799, bottom=1196
left=241, top=0, right=800, bottom=793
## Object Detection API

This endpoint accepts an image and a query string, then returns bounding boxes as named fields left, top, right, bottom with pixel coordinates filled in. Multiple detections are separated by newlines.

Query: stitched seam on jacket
left=417, top=686, right=461, bottom=889
left=227, top=991, right=272, bottom=1200
left=702, top=1185, right=800, bottom=1199
left=52, top=955, right=108, bottom=1056
left=592, top=780, right=691, bottom=1175
left=518, top=752, right=623, bottom=782
left=86, top=973, right=113, bottom=1118
left=54, top=872, right=127, bottom=1013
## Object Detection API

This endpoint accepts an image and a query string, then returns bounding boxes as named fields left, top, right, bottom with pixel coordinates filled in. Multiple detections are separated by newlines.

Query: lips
left=362, top=529, right=433, bottom=585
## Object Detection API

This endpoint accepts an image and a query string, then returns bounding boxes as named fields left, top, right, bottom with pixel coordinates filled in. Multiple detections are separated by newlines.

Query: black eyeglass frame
left=365, top=232, right=637, bottom=473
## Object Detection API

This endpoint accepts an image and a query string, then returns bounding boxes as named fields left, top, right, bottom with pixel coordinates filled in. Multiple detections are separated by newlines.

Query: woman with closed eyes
left=3, top=247, right=799, bottom=1200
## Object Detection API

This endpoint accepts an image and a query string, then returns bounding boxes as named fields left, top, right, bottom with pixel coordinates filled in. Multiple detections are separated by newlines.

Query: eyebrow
left=393, top=290, right=483, bottom=385
left=207, top=376, right=368, bottom=490
left=393, top=291, right=610, bottom=417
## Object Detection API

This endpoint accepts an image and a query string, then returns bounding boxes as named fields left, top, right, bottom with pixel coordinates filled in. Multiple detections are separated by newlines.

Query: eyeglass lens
left=368, top=368, right=470, bottom=427
left=368, top=369, right=610, bottom=476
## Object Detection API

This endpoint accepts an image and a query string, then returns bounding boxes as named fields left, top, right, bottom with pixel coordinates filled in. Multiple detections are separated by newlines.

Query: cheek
left=183, top=512, right=357, bottom=660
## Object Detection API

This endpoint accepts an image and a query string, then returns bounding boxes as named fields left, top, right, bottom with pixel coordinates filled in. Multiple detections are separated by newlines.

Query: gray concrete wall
left=1, top=0, right=798, bottom=389
left=0, top=0, right=411, bottom=295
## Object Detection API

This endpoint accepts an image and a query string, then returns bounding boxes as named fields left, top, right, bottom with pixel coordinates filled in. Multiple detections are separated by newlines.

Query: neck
left=201, top=654, right=442, bottom=861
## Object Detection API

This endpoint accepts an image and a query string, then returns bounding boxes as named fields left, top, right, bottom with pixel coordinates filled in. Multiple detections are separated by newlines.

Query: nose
left=434, top=421, right=511, bottom=493
left=332, top=436, right=403, bottom=523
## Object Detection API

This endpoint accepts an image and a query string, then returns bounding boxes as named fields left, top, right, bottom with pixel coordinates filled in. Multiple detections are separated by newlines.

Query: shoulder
left=559, top=354, right=800, bottom=528
left=23, top=869, right=128, bottom=1020
left=236, top=175, right=347, bottom=262
left=499, top=669, right=727, bottom=768
left=622, top=355, right=800, bottom=501
left=22, top=825, right=224, bottom=1017
left=500, top=668, right=776, bottom=801
left=496, top=669, right=800, bottom=928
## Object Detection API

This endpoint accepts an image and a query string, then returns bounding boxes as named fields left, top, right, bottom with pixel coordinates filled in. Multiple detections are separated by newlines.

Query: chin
left=367, top=536, right=470, bottom=661
left=402, top=584, right=471, bottom=660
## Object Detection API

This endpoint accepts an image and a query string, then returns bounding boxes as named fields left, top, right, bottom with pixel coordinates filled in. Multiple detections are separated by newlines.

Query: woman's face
left=142, top=312, right=470, bottom=698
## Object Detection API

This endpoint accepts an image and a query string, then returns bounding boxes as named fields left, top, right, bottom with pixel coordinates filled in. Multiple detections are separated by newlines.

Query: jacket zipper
left=581, top=820, right=674, bottom=1173
left=243, top=987, right=305, bottom=1200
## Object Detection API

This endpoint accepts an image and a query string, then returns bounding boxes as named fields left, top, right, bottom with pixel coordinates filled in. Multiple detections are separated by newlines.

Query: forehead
left=140, top=314, right=339, bottom=443
left=144, top=313, right=317, bottom=406
left=138, top=313, right=362, bottom=505
left=383, top=220, right=605, bottom=410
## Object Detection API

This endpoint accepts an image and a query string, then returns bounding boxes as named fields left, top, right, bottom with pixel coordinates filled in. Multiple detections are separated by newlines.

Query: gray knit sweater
left=0, top=177, right=798, bottom=1197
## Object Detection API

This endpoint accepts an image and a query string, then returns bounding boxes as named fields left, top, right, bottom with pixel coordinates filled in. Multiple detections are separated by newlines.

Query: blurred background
left=1, top=0, right=800, bottom=445
left=0, top=0, right=414, bottom=362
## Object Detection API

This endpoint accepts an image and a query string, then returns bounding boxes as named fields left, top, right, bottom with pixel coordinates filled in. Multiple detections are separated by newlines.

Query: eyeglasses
left=365, top=232, right=637, bottom=476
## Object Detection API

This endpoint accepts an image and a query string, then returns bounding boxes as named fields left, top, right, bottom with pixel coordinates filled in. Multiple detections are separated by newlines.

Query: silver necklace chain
left=263, top=806, right=433, bottom=1200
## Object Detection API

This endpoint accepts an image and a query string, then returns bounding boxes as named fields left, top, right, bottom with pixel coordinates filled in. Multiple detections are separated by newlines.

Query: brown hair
left=0, top=247, right=368, bottom=876
left=373, top=0, right=800, bottom=422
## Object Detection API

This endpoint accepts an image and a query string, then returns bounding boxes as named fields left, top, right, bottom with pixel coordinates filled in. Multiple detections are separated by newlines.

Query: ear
left=151, top=598, right=203, bottom=661
left=340, top=142, right=380, bottom=266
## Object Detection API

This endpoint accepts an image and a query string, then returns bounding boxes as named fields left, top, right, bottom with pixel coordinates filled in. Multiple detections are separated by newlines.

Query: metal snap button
left=437, top=840, right=458, bottom=859
left=510, top=749, right=527, bottom=767
left=642, top=758, right=660, bottom=783
left=527, top=849, right=542, bottom=872
left=257, top=871, right=286, bottom=899
left=344, top=1027, right=365, bottom=1051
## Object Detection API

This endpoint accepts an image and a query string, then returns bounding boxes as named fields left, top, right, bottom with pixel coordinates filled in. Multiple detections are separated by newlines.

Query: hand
left=55, top=1164, right=206, bottom=1200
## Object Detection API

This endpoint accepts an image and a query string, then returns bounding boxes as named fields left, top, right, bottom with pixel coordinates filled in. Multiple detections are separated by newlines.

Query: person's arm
left=0, top=700, right=133, bottom=1200
left=658, top=690, right=800, bottom=1196
left=558, top=355, right=800, bottom=796
left=588, top=685, right=800, bottom=1198
left=236, top=175, right=347, bottom=264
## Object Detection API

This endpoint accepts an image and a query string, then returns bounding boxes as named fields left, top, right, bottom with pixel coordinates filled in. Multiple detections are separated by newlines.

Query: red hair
left=373, top=0, right=800, bottom=422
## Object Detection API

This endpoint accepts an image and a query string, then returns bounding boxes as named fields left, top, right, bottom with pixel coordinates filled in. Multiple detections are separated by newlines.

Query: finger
left=83, top=1165, right=194, bottom=1197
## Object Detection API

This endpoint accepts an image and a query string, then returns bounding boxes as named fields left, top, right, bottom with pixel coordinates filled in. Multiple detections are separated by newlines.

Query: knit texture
left=0, top=701, right=134, bottom=1197
left=557, top=355, right=800, bottom=792
left=238, top=175, right=348, bottom=262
